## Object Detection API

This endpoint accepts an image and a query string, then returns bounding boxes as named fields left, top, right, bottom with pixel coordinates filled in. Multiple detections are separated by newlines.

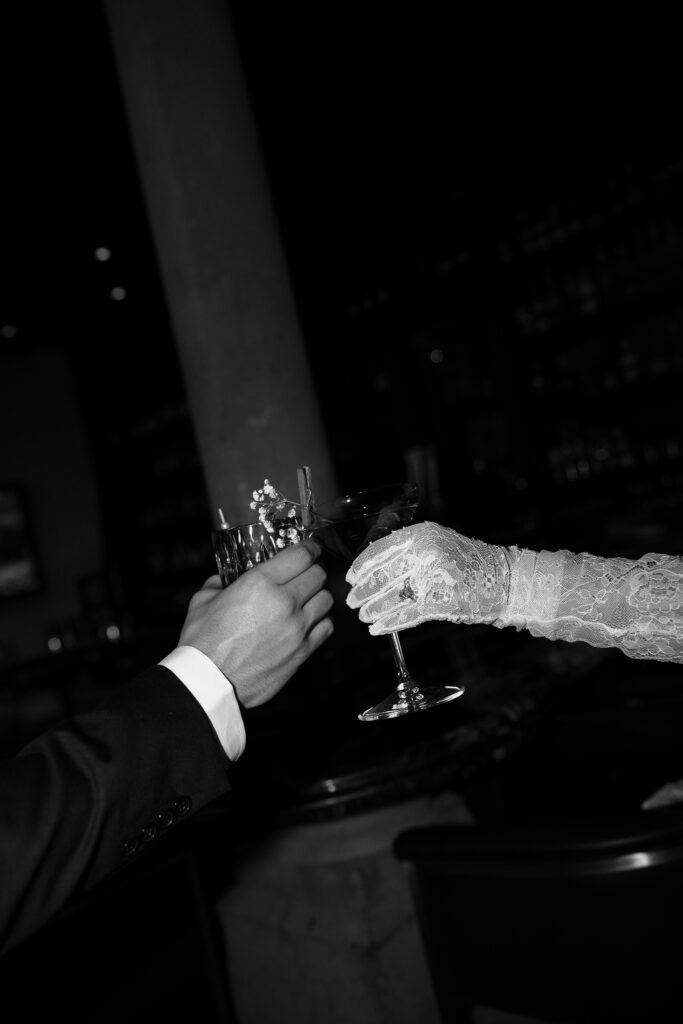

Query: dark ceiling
left=1, top=3, right=681, bottom=350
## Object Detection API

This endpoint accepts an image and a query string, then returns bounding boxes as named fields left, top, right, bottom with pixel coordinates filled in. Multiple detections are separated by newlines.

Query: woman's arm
left=346, top=522, right=683, bottom=663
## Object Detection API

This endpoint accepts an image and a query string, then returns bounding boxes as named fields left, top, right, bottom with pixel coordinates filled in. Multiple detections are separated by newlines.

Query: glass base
left=358, top=683, right=465, bottom=722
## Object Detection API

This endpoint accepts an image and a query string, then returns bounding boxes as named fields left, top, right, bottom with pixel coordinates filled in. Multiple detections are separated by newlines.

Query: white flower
left=249, top=477, right=306, bottom=540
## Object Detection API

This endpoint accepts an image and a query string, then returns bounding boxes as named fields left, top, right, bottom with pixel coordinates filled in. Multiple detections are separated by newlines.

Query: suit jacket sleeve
left=0, top=664, right=232, bottom=955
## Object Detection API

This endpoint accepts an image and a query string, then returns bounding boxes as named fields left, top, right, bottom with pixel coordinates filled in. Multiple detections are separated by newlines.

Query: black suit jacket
left=0, top=664, right=232, bottom=956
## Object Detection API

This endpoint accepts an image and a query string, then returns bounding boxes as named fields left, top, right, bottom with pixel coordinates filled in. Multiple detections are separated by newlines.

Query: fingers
left=344, top=524, right=419, bottom=589
left=345, top=527, right=414, bottom=586
left=306, top=614, right=335, bottom=652
left=345, top=538, right=416, bottom=607
left=346, top=566, right=408, bottom=607
left=200, top=574, right=223, bottom=590
left=302, top=586, right=335, bottom=630
left=187, top=574, right=224, bottom=610
left=287, top=561, right=329, bottom=607
left=357, top=577, right=422, bottom=631
left=357, top=584, right=409, bottom=623
left=352, top=572, right=424, bottom=633
left=368, top=607, right=464, bottom=636
left=368, top=614, right=412, bottom=635
left=258, top=538, right=322, bottom=584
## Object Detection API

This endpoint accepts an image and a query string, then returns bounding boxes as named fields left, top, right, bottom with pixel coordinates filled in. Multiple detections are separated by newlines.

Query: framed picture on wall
left=0, top=485, right=42, bottom=599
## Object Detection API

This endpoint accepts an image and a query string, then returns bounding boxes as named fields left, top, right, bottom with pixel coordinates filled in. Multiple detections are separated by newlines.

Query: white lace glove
left=345, top=522, right=511, bottom=633
left=506, top=546, right=683, bottom=663
left=346, top=522, right=683, bottom=664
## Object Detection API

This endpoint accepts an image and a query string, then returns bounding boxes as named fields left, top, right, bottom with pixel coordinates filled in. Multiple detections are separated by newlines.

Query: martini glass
left=313, top=482, right=465, bottom=721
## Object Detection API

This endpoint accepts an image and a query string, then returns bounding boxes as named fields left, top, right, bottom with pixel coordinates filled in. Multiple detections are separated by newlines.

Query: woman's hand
left=345, top=522, right=510, bottom=634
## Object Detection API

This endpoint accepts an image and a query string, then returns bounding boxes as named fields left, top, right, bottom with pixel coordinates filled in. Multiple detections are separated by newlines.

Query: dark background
left=0, top=2, right=682, bottom=784
left=3, top=4, right=682, bottom=546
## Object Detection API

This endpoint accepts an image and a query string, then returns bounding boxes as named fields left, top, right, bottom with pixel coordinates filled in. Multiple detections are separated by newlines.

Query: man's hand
left=179, top=539, right=333, bottom=707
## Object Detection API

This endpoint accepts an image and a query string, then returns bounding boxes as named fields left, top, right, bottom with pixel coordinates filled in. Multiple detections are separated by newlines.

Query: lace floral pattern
left=346, top=521, right=510, bottom=634
left=500, top=548, right=683, bottom=663
left=346, top=521, right=683, bottom=663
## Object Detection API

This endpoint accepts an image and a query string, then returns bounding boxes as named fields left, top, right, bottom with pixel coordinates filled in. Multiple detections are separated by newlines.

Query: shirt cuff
left=159, top=645, right=246, bottom=762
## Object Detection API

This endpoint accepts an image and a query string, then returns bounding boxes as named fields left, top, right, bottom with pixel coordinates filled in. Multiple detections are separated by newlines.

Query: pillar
left=102, top=0, right=338, bottom=525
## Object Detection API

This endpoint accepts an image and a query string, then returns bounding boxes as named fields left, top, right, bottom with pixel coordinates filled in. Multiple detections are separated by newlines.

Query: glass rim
left=315, top=481, right=419, bottom=510
left=212, top=519, right=281, bottom=536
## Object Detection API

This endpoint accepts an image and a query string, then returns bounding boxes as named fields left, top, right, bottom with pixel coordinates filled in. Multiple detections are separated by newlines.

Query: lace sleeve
left=498, top=547, right=683, bottom=664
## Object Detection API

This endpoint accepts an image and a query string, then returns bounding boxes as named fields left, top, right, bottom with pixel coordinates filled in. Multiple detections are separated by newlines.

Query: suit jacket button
left=156, top=808, right=175, bottom=829
left=173, top=796, right=192, bottom=817
left=141, top=822, right=158, bottom=843
left=122, top=837, right=139, bottom=857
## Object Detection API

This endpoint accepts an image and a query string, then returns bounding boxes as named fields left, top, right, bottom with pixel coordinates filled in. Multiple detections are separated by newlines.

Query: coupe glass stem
left=389, top=631, right=415, bottom=688
left=313, top=482, right=466, bottom=720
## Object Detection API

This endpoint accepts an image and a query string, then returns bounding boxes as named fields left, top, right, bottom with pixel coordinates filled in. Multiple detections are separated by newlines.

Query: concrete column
left=216, top=792, right=471, bottom=1024
left=103, top=0, right=338, bottom=525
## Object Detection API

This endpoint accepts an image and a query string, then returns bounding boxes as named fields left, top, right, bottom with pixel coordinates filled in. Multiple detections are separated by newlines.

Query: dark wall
left=228, top=3, right=683, bottom=560
left=0, top=350, right=103, bottom=663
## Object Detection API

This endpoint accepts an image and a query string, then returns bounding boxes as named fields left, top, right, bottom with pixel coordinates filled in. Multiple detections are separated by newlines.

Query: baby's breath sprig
left=250, top=479, right=306, bottom=548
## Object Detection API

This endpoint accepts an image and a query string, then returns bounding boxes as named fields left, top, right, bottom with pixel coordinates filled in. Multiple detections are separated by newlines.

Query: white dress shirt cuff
left=159, top=645, right=246, bottom=762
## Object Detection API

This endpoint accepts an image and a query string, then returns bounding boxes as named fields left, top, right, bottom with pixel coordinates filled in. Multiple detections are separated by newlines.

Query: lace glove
left=346, top=522, right=683, bottom=665
left=345, top=522, right=511, bottom=633
left=505, top=547, right=683, bottom=663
